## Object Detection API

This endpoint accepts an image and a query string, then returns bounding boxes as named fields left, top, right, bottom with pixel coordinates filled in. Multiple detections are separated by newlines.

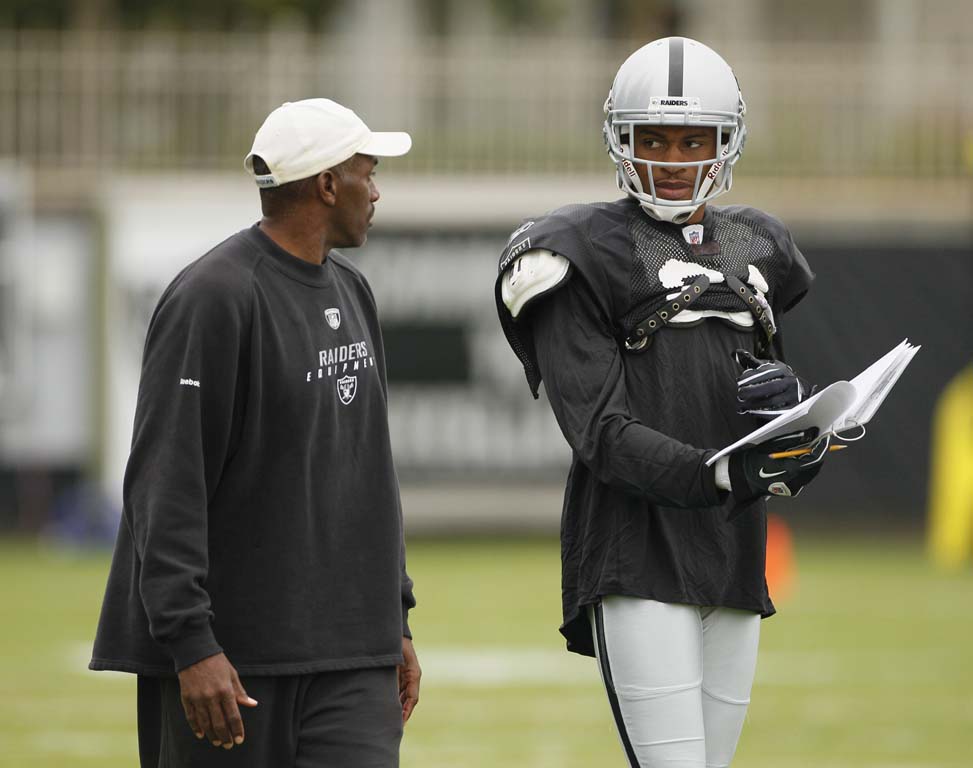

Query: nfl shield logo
left=683, top=224, right=704, bottom=245
left=337, top=375, right=357, bottom=405
left=325, top=308, right=341, bottom=330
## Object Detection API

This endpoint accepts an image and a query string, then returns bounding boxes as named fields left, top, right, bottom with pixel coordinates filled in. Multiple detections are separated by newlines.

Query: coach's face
left=632, top=125, right=718, bottom=201
left=331, top=153, right=380, bottom=248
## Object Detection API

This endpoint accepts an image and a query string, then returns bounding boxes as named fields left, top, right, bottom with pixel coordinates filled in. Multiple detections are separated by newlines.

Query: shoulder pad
left=501, top=248, right=571, bottom=318
left=499, top=207, right=593, bottom=273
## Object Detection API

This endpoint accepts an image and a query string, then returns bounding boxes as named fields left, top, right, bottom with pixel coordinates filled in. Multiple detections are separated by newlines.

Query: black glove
left=734, top=349, right=813, bottom=417
left=728, top=428, right=830, bottom=505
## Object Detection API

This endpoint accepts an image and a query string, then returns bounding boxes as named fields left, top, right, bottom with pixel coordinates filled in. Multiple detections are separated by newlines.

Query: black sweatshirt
left=90, top=224, right=415, bottom=676
left=495, top=201, right=814, bottom=656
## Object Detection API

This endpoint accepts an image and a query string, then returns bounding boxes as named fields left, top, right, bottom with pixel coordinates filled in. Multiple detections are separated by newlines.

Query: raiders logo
left=325, top=307, right=341, bottom=330
left=337, top=375, right=357, bottom=405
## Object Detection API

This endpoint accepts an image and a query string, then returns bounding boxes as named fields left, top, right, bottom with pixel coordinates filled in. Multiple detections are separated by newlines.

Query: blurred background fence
left=0, top=31, right=971, bottom=178
left=0, top=0, right=971, bottom=537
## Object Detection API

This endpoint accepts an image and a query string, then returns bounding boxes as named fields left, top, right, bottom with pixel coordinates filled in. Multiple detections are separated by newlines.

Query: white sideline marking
left=756, top=648, right=957, bottom=687
left=70, top=642, right=594, bottom=686
left=419, top=646, right=594, bottom=686
left=30, top=732, right=134, bottom=758
left=70, top=643, right=957, bottom=688
left=69, top=643, right=130, bottom=681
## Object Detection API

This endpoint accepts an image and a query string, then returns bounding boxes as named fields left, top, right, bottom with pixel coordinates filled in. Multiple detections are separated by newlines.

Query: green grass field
left=1, top=534, right=971, bottom=767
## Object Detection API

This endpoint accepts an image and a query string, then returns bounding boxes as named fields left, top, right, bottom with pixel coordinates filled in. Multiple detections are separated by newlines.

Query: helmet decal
left=667, top=36, right=684, bottom=97
left=706, top=144, right=730, bottom=182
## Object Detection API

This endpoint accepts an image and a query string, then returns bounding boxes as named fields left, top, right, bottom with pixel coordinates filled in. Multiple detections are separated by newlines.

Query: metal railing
left=0, top=30, right=970, bottom=177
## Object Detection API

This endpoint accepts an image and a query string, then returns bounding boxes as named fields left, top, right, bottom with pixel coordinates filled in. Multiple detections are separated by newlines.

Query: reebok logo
left=179, top=378, right=200, bottom=388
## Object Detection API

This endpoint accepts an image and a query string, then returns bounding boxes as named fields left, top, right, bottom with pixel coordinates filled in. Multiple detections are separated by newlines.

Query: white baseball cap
left=243, top=98, right=412, bottom=188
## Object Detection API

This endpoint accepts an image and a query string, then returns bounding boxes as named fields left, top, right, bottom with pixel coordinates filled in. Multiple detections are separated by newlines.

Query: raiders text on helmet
left=603, top=37, right=747, bottom=224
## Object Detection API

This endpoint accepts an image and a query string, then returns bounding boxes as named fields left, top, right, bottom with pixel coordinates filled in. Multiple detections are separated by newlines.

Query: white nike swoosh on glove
left=758, top=467, right=787, bottom=478
left=738, top=369, right=780, bottom=385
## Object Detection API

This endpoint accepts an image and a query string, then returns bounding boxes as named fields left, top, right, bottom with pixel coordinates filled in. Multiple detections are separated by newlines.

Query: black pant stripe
left=594, top=603, right=640, bottom=768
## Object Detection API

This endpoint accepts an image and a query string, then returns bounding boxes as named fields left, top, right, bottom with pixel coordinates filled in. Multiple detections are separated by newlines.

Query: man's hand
left=728, top=428, right=830, bottom=507
left=177, top=652, right=258, bottom=749
left=734, top=349, right=812, bottom=417
left=398, top=637, right=421, bottom=724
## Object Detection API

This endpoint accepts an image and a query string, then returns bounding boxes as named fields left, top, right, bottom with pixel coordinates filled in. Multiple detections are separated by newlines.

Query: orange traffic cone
left=765, top=513, right=796, bottom=602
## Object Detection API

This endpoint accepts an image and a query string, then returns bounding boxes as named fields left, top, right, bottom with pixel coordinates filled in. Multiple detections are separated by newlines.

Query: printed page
left=706, top=381, right=857, bottom=466
left=706, top=339, right=919, bottom=465
left=834, top=342, right=920, bottom=432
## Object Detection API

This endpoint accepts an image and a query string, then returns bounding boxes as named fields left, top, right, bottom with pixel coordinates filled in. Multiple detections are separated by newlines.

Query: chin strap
left=643, top=202, right=702, bottom=225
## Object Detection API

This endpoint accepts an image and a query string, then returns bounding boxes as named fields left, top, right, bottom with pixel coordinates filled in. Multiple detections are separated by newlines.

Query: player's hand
left=728, top=428, right=830, bottom=506
left=177, top=652, right=258, bottom=749
left=398, top=637, right=421, bottom=724
left=734, top=349, right=813, bottom=417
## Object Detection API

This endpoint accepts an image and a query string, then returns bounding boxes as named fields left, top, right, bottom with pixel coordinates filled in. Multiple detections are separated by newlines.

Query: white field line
left=414, top=646, right=595, bottom=686
left=70, top=644, right=958, bottom=688
left=69, top=643, right=130, bottom=681
left=70, top=643, right=596, bottom=687
left=28, top=731, right=135, bottom=758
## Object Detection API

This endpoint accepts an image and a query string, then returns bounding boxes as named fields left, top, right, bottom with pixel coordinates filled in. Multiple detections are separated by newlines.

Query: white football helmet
left=604, top=37, right=747, bottom=224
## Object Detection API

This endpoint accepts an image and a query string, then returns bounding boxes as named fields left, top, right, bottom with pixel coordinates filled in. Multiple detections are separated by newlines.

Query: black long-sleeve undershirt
left=531, top=275, right=723, bottom=509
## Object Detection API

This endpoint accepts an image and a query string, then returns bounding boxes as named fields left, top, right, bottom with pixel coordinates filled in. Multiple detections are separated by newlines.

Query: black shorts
left=137, top=667, right=402, bottom=768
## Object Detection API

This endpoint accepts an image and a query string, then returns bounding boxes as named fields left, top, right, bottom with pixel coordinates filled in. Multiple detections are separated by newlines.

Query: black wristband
left=728, top=452, right=757, bottom=504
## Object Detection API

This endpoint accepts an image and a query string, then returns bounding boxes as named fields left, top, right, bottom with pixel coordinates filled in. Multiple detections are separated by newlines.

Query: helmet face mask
left=604, top=38, right=747, bottom=225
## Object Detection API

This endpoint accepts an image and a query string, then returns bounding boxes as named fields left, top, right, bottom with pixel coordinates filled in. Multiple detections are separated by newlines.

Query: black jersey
left=495, top=198, right=813, bottom=657
left=91, top=224, right=415, bottom=676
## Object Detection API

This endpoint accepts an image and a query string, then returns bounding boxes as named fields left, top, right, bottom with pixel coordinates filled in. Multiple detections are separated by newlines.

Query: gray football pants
left=137, top=666, right=401, bottom=768
left=590, top=596, right=761, bottom=768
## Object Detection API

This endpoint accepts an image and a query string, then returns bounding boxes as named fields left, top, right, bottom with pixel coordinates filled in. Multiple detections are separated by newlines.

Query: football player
left=495, top=37, right=828, bottom=767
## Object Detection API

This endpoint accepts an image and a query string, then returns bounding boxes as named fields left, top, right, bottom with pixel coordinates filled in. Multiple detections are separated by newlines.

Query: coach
left=90, top=98, right=420, bottom=767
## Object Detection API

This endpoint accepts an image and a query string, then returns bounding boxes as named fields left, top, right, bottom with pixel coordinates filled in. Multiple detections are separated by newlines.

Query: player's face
left=332, top=154, right=380, bottom=248
left=632, top=125, right=718, bottom=201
